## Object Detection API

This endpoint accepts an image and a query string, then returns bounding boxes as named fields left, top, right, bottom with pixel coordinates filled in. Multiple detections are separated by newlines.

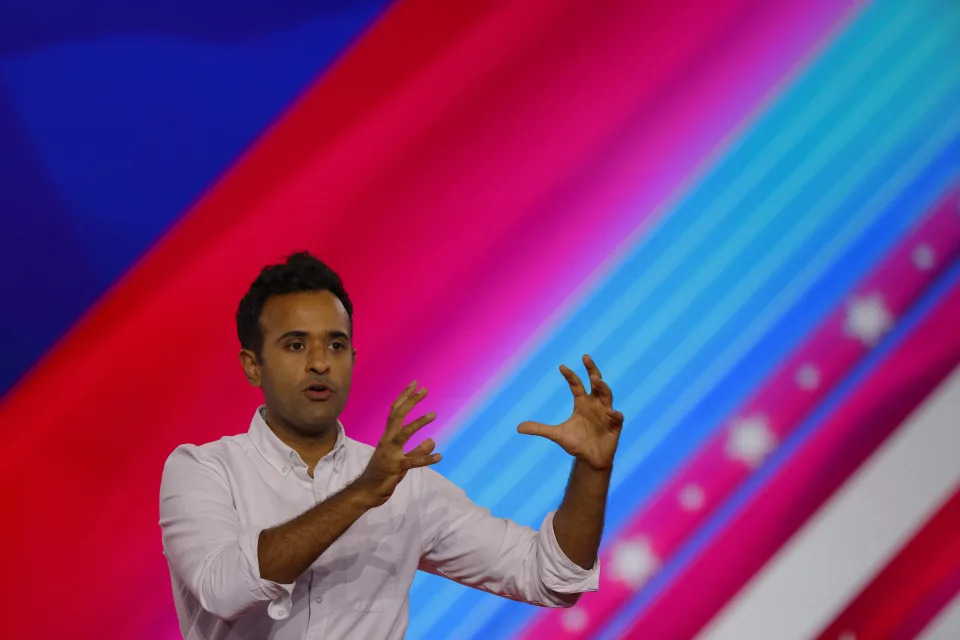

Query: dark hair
left=236, top=251, right=353, bottom=357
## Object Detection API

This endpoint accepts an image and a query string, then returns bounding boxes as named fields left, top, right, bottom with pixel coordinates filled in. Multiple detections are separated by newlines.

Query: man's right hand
left=351, top=381, right=442, bottom=507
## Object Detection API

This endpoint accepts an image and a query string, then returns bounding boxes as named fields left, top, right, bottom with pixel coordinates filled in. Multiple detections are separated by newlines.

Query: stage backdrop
left=2, top=1, right=959, bottom=638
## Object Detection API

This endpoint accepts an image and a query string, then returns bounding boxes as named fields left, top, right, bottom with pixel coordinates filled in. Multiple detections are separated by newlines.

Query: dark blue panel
left=0, top=0, right=392, bottom=394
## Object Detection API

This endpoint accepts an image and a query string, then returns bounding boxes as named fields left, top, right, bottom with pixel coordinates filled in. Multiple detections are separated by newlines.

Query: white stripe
left=917, top=589, right=960, bottom=640
left=696, top=363, right=960, bottom=640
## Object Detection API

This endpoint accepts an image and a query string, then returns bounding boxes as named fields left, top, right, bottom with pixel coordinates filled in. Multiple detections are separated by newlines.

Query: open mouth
left=304, top=384, right=332, bottom=400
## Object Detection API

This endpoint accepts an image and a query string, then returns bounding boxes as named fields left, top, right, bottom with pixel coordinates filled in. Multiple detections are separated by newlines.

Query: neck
left=263, top=407, right=339, bottom=471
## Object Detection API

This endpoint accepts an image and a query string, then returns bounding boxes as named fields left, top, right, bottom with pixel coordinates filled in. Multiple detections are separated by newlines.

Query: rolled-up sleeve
left=416, top=468, right=599, bottom=607
left=159, top=445, right=295, bottom=620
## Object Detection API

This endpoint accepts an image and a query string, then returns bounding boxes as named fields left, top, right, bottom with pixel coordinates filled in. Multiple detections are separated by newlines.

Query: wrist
left=575, top=456, right=614, bottom=475
left=342, top=481, right=379, bottom=511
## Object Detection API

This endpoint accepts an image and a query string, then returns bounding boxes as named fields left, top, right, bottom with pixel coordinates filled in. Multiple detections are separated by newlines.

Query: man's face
left=241, top=290, right=355, bottom=435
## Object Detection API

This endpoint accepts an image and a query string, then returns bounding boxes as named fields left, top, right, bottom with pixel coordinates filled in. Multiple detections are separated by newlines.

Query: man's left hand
left=517, top=354, right=624, bottom=471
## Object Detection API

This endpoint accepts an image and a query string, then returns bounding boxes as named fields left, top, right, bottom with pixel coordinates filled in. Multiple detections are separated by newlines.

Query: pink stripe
left=522, top=189, right=960, bottom=636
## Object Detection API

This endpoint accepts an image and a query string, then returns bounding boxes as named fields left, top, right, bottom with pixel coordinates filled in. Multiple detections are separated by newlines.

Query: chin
left=304, top=405, right=341, bottom=426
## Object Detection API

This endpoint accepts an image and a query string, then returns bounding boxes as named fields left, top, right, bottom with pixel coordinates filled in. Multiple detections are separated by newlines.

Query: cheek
left=336, top=359, right=354, bottom=389
left=261, top=361, right=298, bottom=394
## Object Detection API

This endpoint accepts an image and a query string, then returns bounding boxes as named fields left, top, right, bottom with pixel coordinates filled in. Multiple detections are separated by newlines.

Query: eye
left=287, top=341, right=305, bottom=352
left=329, top=341, right=347, bottom=352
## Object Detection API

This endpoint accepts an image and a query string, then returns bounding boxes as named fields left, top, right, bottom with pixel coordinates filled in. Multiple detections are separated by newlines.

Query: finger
left=559, top=364, right=587, bottom=398
left=405, top=438, right=436, bottom=457
left=397, top=386, right=428, bottom=419
left=401, top=453, right=442, bottom=470
left=607, top=408, right=625, bottom=427
left=583, top=354, right=603, bottom=380
left=517, top=421, right=560, bottom=442
left=393, top=380, right=417, bottom=407
left=396, top=412, right=436, bottom=445
left=591, top=375, right=614, bottom=407
left=388, top=381, right=417, bottom=421
left=387, top=383, right=427, bottom=432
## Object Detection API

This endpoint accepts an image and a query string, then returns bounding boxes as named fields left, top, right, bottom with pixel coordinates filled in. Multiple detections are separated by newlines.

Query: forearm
left=553, top=459, right=611, bottom=569
left=258, top=483, right=375, bottom=583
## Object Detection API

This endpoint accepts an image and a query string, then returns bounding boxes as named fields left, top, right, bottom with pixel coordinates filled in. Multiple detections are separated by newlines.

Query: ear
left=239, top=349, right=262, bottom=387
left=352, top=347, right=358, bottom=362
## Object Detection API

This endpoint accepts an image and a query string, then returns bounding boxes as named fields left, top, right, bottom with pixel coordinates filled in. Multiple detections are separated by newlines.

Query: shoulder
left=162, top=433, right=252, bottom=481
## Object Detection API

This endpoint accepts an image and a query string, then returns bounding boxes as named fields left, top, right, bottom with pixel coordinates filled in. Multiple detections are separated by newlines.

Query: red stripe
left=815, top=484, right=960, bottom=640
left=893, top=567, right=960, bottom=639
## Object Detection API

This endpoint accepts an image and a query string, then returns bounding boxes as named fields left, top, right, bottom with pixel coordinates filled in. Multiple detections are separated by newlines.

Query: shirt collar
left=249, top=405, right=346, bottom=477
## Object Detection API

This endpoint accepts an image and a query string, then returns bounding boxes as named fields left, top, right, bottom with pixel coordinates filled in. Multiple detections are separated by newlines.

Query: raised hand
left=352, top=381, right=442, bottom=507
left=517, top=355, right=624, bottom=471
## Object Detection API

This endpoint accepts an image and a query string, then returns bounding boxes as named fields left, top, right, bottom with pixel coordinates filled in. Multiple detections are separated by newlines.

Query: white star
left=795, top=363, right=821, bottom=390
left=843, top=292, right=894, bottom=347
left=911, top=243, right=935, bottom=271
left=561, top=608, right=589, bottom=633
left=679, top=483, right=706, bottom=512
left=610, top=538, right=660, bottom=589
left=725, top=415, right=777, bottom=467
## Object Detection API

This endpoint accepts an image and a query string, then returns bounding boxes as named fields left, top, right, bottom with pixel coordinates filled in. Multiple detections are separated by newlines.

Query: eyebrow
left=275, top=330, right=350, bottom=343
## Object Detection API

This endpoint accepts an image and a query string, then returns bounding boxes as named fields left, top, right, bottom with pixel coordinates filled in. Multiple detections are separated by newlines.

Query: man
left=160, top=252, right=625, bottom=639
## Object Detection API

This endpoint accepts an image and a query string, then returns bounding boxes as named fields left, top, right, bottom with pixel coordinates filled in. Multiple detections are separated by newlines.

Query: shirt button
left=314, top=596, right=322, bottom=604
left=275, top=607, right=288, bottom=619
left=281, top=466, right=288, bottom=473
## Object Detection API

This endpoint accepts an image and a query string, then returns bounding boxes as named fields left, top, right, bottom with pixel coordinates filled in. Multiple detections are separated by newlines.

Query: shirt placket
left=305, top=568, right=327, bottom=640
left=268, top=450, right=315, bottom=624
left=304, top=447, right=346, bottom=632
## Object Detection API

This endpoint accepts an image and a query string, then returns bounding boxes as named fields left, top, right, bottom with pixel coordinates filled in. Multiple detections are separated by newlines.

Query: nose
left=305, top=346, right=331, bottom=375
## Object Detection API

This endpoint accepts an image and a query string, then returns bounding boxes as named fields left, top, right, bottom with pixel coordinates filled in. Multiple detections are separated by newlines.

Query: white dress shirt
left=159, top=407, right=599, bottom=639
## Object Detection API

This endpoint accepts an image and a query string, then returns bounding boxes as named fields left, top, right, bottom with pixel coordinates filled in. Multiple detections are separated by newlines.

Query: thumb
left=517, top=421, right=557, bottom=441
